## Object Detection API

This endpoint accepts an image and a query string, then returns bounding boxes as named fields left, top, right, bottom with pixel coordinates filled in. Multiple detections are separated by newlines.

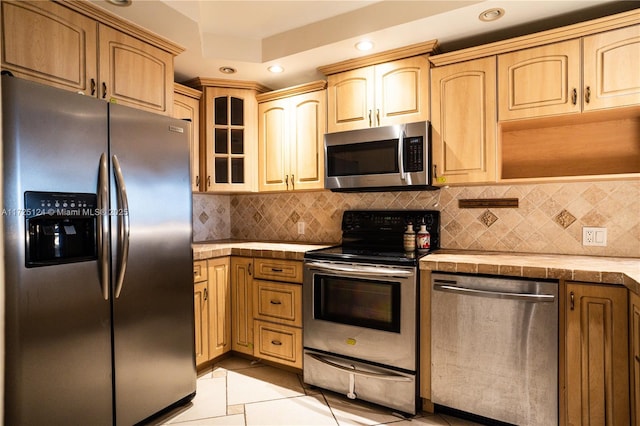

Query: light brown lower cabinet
left=252, top=258, right=303, bottom=369
left=631, top=290, right=640, bottom=426
left=193, top=258, right=231, bottom=368
left=193, top=261, right=209, bottom=366
left=230, top=257, right=254, bottom=355
left=565, top=282, right=629, bottom=425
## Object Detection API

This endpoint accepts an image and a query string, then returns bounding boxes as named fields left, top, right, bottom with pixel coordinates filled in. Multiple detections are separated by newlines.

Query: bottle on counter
left=403, top=221, right=416, bottom=252
left=416, top=221, right=431, bottom=252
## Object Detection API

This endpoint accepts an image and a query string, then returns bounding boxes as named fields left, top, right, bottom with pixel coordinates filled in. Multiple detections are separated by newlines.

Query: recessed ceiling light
left=479, top=8, right=505, bottom=22
left=268, top=65, right=284, bottom=73
left=106, top=0, right=132, bottom=6
left=355, top=40, right=374, bottom=51
left=219, top=66, right=237, bottom=74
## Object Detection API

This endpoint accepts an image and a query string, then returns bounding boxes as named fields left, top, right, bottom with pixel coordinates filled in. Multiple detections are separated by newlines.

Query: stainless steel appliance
left=431, top=273, right=558, bottom=425
left=324, top=121, right=436, bottom=192
left=3, top=75, right=196, bottom=425
left=303, top=210, right=440, bottom=415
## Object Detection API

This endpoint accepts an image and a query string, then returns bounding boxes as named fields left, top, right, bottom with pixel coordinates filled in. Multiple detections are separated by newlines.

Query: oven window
left=326, top=139, right=399, bottom=176
left=314, top=275, right=400, bottom=333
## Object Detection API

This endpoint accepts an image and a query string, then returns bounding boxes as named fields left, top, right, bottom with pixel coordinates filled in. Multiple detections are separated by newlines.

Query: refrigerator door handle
left=97, top=153, right=110, bottom=300
left=112, top=155, right=130, bottom=299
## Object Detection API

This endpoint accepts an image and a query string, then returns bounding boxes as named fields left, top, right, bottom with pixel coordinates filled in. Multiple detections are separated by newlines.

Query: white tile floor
left=152, top=356, right=481, bottom=426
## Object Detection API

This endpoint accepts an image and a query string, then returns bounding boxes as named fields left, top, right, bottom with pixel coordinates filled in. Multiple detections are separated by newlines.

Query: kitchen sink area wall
left=193, top=178, right=640, bottom=258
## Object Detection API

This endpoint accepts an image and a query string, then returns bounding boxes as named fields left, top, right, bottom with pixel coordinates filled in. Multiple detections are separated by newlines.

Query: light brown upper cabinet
left=1, top=0, right=181, bottom=115
left=582, top=25, right=640, bottom=111
left=173, top=83, right=202, bottom=192
left=257, top=82, right=326, bottom=192
left=498, top=25, right=640, bottom=120
left=326, top=56, right=430, bottom=132
left=184, top=78, right=271, bottom=193
left=430, top=57, right=497, bottom=186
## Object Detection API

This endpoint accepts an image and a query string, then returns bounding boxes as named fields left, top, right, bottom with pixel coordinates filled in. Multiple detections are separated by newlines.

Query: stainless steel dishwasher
left=431, top=273, right=558, bottom=426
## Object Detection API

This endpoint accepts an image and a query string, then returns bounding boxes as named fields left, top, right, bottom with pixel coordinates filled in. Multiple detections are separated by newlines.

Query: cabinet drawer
left=193, top=260, right=208, bottom=283
left=254, top=320, right=302, bottom=369
left=253, top=258, right=302, bottom=283
left=253, top=281, right=302, bottom=327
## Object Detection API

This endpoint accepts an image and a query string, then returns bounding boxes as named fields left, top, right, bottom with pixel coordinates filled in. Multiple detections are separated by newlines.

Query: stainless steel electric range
left=302, top=210, right=440, bottom=415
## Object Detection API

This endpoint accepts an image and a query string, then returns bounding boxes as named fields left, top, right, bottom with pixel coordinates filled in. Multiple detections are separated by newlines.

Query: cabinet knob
left=636, top=355, right=640, bottom=363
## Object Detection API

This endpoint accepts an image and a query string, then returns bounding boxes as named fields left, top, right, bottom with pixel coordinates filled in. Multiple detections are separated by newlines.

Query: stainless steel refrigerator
left=2, top=75, right=196, bottom=425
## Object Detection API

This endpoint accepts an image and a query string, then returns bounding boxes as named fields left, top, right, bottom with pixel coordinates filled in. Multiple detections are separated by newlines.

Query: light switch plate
left=583, top=227, right=607, bottom=246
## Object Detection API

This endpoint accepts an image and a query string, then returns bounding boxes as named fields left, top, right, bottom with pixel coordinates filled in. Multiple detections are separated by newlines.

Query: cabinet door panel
left=194, top=281, right=209, bottom=366
left=583, top=25, right=640, bottom=111
left=431, top=57, right=496, bottom=185
left=258, top=101, right=288, bottom=191
left=565, top=283, right=629, bottom=426
left=291, top=92, right=325, bottom=190
left=1, top=0, right=97, bottom=94
left=631, top=291, right=640, bottom=426
left=208, top=258, right=230, bottom=359
left=99, top=25, right=172, bottom=114
left=376, top=56, right=429, bottom=127
left=173, top=90, right=201, bottom=192
left=327, top=67, right=374, bottom=132
left=498, top=39, right=581, bottom=120
left=231, top=257, right=254, bottom=355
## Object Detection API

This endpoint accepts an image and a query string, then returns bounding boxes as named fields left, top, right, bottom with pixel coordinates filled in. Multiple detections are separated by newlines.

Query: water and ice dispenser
left=24, top=191, right=97, bottom=267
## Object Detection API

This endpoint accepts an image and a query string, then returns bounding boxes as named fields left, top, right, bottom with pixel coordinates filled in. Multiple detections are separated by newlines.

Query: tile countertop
left=420, top=250, right=640, bottom=295
left=193, top=241, right=332, bottom=261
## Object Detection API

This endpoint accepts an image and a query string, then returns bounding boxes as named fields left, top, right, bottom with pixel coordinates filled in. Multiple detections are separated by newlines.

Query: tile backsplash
left=193, top=179, right=640, bottom=258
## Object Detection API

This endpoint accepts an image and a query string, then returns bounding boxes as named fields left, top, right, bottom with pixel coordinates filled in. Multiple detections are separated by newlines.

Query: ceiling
left=91, top=0, right=634, bottom=90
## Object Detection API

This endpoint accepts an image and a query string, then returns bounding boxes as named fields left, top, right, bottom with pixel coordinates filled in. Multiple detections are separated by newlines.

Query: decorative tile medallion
left=479, top=209, right=498, bottom=227
left=554, top=209, right=577, bottom=229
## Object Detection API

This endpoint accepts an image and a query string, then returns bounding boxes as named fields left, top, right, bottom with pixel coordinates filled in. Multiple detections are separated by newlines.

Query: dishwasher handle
left=433, top=282, right=556, bottom=303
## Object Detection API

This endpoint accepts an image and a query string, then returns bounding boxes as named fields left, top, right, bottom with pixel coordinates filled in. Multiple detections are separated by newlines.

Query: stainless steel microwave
left=324, top=121, right=435, bottom=192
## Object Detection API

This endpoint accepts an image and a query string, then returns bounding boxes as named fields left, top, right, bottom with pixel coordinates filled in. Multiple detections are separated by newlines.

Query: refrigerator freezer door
left=108, top=103, right=196, bottom=425
left=2, top=76, right=113, bottom=425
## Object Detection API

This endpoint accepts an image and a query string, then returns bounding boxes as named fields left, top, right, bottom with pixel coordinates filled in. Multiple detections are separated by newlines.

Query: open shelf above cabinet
left=499, top=106, right=640, bottom=181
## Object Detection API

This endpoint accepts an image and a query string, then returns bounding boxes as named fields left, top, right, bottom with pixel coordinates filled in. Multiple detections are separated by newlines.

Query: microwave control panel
left=403, top=136, right=423, bottom=172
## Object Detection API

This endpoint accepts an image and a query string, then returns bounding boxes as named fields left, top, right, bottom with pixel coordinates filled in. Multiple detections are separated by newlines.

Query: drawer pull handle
left=636, top=355, right=640, bottom=363
left=271, top=340, right=282, bottom=346
left=270, top=300, right=282, bottom=305
left=271, top=268, right=283, bottom=272
left=571, top=88, right=577, bottom=105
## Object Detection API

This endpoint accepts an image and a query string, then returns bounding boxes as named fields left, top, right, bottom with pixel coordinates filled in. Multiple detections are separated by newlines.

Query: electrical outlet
left=297, top=221, right=305, bottom=235
left=582, top=227, right=607, bottom=246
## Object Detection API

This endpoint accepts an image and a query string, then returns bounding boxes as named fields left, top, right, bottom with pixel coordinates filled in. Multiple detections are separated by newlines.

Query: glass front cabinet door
left=202, top=85, right=260, bottom=192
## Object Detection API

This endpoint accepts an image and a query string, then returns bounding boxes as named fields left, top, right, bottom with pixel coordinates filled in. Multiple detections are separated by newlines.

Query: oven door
left=303, top=260, right=417, bottom=372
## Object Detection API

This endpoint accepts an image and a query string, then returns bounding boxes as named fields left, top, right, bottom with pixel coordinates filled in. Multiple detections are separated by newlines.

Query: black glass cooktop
left=304, top=210, right=441, bottom=267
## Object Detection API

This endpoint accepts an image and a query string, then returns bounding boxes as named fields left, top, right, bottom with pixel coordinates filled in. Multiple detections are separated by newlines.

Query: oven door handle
left=305, top=262, right=414, bottom=278
left=307, top=353, right=413, bottom=382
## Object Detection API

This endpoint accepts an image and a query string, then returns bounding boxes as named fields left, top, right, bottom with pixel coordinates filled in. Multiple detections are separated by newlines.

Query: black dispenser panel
left=24, top=191, right=98, bottom=267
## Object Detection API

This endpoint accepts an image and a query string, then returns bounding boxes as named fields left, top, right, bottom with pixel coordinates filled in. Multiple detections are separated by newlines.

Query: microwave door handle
left=398, top=131, right=406, bottom=180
